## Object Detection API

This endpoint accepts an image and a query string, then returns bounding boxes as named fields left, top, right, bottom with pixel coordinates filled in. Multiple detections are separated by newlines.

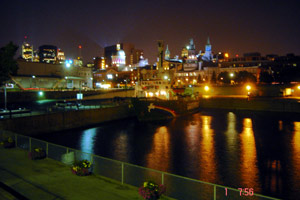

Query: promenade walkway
left=0, top=147, right=172, bottom=200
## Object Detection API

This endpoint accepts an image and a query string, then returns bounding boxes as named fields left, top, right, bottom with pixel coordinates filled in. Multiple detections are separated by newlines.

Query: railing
left=0, top=131, right=281, bottom=200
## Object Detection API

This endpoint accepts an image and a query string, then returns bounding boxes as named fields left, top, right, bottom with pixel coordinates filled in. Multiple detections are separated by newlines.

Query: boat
left=131, top=41, right=200, bottom=121
left=131, top=96, right=200, bottom=121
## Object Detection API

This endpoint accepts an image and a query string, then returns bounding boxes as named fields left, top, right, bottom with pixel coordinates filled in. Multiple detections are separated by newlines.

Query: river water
left=35, top=109, right=300, bottom=199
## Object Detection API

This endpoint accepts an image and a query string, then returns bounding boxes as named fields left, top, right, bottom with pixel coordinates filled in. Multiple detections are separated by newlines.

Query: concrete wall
left=0, top=89, right=135, bottom=103
left=0, top=105, right=135, bottom=136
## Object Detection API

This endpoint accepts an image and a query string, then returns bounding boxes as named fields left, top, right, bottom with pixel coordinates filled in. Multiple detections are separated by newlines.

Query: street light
left=230, top=73, right=234, bottom=77
left=246, top=85, right=251, bottom=91
left=204, top=85, right=209, bottom=91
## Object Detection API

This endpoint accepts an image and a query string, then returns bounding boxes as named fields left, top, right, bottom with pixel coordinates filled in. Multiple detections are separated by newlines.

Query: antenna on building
left=78, top=45, right=82, bottom=59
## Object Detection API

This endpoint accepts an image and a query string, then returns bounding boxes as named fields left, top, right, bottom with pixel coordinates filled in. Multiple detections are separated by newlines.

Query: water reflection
left=113, top=132, right=129, bottom=162
left=199, top=115, right=216, bottom=182
left=146, top=126, right=171, bottom=171
left=292, top=122, right=300, bottom=193
left=225, top=112, right=238, bottom=152
left=80, top=128, right=96, bottom=160
left=239, top=118, right=260, bottom=190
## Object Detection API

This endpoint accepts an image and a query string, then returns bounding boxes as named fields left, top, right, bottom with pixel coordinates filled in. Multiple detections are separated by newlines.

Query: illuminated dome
left=112, top=49, right=126, bottom=66
left=117, top=49, right=125, bottom=57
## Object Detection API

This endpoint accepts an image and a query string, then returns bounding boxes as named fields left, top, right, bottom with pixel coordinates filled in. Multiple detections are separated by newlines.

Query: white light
left=32, top=75, right=36, bottom=78
left=160, top=91, right=166, bottom=95
left=204, top=86, right=209, bottom=91
left=149, top=92, right=153, bottom=97
left=66, top=63, right=71, bottom=68
left=164, top=75, right=168, bottom=80
left=107, top=74, right=113, bottom=79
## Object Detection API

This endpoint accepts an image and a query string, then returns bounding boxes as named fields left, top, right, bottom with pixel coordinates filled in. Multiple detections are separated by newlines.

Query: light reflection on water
left=199, top=115, right=216, bottom=183
left=38, top=110, right=300, bottom=199
left=146, top=126, right=171, bottom=172
left=239, top=118, right=260, bottom=191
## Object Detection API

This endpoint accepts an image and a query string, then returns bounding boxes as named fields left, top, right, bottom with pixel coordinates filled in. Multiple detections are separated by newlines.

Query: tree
left=259, top=71, right=274, bottom=84
left=210, top=71, right=217, bottom=84
left=217, top=71, right=231, bottom=84
left=0, top=42, right=18, bottom=87
left=235, top=71, right=256, bottom=84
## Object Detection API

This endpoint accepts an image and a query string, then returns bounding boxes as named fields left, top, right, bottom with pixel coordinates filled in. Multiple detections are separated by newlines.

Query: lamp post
left=4, top=86, right=7, bottom=110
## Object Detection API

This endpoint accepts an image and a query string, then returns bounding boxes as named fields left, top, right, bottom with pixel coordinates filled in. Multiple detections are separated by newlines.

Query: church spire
left=165, top=44, right=170, bottom=60
left=207, top=37, right=210, bottom=45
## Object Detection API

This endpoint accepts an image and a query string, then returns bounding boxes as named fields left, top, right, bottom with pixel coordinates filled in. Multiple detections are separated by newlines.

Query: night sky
left=1, top=0, right=300, bottom=64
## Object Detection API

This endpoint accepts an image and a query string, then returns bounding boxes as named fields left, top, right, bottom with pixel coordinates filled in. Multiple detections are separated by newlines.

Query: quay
left=0, top=147, right=172, bottom=200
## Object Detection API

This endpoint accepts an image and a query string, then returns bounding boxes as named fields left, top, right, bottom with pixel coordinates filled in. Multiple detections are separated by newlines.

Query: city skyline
left=1, top=0, right=300, bottom=64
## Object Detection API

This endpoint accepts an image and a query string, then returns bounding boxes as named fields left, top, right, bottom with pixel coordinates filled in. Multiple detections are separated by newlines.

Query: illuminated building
left=38, top=45, right=57, bottom=64
left=202, top=37, right=213, bottom=62
left=94, top=57, right=106, bottom=70
left=73, top=57, right=83, bottom=67
left=111, top=44, right=126, bottom=68
left=183, top=38, right=198, bottom=71
left=165, top=45, right=170, bottom=60
left=57, top=49, right=65, bottom=64
left=104, top=43, right=144, bottom=67
left=22, top=42, right=33, bottom=61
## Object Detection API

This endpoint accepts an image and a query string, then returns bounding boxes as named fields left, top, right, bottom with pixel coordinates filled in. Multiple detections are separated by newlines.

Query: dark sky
left=1, top=0, right=300, bottom=64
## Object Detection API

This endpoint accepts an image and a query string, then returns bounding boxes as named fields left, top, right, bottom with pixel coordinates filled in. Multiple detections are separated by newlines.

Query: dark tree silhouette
left=0, top=42, right=18, bottom=86
left=211, top=71, right=217, bottom=83
left=235, top=71, right=256, bottom=84
left=259, top=71, right=274, bottom=84
left=217, top=71, right=231, bottom=84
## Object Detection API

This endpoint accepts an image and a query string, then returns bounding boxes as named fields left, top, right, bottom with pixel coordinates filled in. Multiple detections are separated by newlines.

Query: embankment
left=199, top=97, right=300, bottom=113
left=0, top=104, right=135, bottom=136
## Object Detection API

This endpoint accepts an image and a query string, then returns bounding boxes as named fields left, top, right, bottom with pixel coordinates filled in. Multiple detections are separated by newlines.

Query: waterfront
left=35, top=109, right=300, bottom=199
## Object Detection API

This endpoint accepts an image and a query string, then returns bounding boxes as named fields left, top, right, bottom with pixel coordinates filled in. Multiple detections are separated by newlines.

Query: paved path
left=0, top=147, right=172, bottom=200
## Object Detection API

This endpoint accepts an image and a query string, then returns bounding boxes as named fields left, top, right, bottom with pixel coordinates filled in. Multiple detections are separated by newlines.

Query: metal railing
left=0, top=131, right=281, bottom=200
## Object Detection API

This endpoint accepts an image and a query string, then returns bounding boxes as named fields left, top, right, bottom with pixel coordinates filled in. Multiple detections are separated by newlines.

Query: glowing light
left=78, top=45, right=82, bottom=49
left=38, top=91, right=44, bottom=96
left=100, top=84, right=111, bottom=89
left=149, top=92, right=154, bottom=97
left=164, top=76, right=168, bottom=80
left=230, top=73, right=234, bottom=77
left=225, top=53, right=229, bottom=58
left=32, top=75, right=36, bottom=78
left=65, top=59, right=73, bottom=68
left=160, top=91, right=166, bottom=95
left=246, top=85, right=251, bottom=91
left=297, top=85, right=300, bottom=90
left=204, top=86, right=209, bottom=91
left=107, top=74, right=113, bottom=79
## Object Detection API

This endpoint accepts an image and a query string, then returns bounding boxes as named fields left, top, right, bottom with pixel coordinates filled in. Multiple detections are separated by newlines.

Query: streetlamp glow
left=246, top=85, right=251, bottom=91
left=297, top=85, right=300, bottom=90
left=230, top=73, right=234, bottom=77
left=204, top=86, right=209, bottom=91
